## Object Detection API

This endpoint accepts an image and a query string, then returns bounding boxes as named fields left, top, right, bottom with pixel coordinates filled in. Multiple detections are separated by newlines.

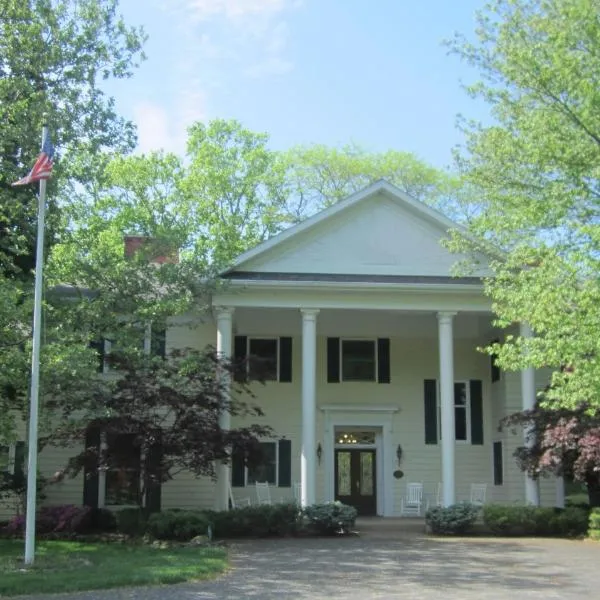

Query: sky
left=105, top=0, right=490, bottom=170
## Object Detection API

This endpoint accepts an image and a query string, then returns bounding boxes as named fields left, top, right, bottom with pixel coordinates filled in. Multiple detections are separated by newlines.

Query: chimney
left=123, top=235, right=179, bottom=264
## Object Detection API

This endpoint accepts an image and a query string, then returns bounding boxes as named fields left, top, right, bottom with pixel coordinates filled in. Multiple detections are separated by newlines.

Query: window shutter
left=377, top=338, right=390, bottom=383
left=493, top=441, right=503, bottom=485
left=14, top=441, right=25, bottom=477
left=234, top=335, right=248, bottom=383
left=279, top=337, right=292, bottom=383
left=145, top=433, right=162, bottom=513
left=327, top=337, right=340, bottom=383
left=278, top=439, right=292, bottom=487
left=424, top=379, right=438, bottom=445
left=231, top=446, right=245, bottom=487
left=89, top=339, right=105, bottom=372
left=83, top=426, right=101, bottom=507
left=470, top=379, right=484, bottom=445
left=151, top=328, right=166, bottom=359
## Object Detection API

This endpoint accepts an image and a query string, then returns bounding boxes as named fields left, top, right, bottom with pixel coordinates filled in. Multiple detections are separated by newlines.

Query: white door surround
left=320, top=405, right=400, bottom=517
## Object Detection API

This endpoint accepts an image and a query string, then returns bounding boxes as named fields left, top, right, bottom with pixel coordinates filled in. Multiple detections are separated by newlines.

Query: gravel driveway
left=15, top=523, right=600, bottom=600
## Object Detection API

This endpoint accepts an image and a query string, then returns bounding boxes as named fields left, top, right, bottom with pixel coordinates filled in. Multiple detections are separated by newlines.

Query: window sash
left=101, top=433, right=142, bottom=507
left=0, top=444, right=15, bottom=474
left=246, top=442, right=278, bottom=486
left=247, top=337, right=279, bottom=381
left=438, top=381, right=471, bottom=442
left=340, top=339, right=377, bottom=382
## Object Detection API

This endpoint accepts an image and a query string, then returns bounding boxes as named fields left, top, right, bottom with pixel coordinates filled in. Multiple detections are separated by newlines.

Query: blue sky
left=106, top=0, right=489, bottom=170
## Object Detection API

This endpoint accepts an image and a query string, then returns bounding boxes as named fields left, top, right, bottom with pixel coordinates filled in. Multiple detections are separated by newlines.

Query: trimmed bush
left=115, top=507, right=147, bottom=536
left=482, top=504, right=589, bottom=537
left=88, top=507, right=117, bottom=532
left=147, top=510, right=211, bottom=541
left=589, top=507, right=600, bottom=540
left=303, top=501, right=357, bottom=535
left=207, top=503, right=301, bottom=538
left=426, top=502, right=479, bottom=535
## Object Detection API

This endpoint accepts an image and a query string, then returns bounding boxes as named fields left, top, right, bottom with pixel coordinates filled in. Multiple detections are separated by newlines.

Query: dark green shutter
left=231, top=446, right=245, bottom=487
left=234, top=335, right=247, bottom=383
left=83, top=426, right=101, bottom=507
left=14, top=441, right=25, bottom=476
left=470, top=379, right=484, bottom=445
left=89, top=339, right=105, bottom=372
left=493, top=441, right=503, bottom=485
left=377, top=338, right=390, bottom=383
left=279, top=337, right=292, bottom=382
left=145, top=433, right=162, bottom=513
left=151, top=328, right=166, bottom=358
left=327, top=337, right=340, bottom=383
left=424, top=379, right=438, bottom=445
left=278, top=439, right=292, bottom=487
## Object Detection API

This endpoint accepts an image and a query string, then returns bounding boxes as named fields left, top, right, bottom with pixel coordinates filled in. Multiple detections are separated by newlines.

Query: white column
left=438, top=311, right=456, bottom=507
left=301, top=309, right=319, bottom=507
left=216, top=307, right=234, bottom=511
left=520, top=322, right=540, bottom=506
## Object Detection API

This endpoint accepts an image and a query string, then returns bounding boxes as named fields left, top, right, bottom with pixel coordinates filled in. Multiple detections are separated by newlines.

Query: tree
left=448, top=0, right=600, bottom=410
left=44, top=349, right=272, bottom=509
left=503, top=401, right=600, bottom=506
left=281, top=143, right=470, bottom=223
left=0, top=0, right=145, bottom=441
left=183, top=119, right=289, bottom=270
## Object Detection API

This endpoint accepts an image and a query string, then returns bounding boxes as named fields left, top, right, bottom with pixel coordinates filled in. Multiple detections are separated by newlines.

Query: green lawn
left=0, top=539, right=228, bottom=597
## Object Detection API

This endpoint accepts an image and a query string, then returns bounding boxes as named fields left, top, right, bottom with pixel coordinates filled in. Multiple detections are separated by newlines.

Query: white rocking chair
left=470, top=483, right=487, bottom=507
left=255, top=482, right=272, bottom=505
left=427, top=482, right=442, bottom=510
left=400, top=482, right=424, bottom=516
left=293, top=481, right=302, bottom=505
left=228, top=483, right=251, bottom=509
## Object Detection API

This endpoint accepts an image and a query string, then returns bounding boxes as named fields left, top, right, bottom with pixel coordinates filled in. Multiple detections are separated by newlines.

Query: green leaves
left=451, top=0, right=600, bottom=410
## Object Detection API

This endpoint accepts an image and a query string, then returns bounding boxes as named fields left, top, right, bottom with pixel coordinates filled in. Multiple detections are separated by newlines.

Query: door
left=334, top=449, right=376, bottom=515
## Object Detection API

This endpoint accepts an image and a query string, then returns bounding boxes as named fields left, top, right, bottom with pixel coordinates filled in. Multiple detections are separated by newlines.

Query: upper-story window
left=341, top=339, right=376, bottom=382
left=248, top=338, right=278, bottom=381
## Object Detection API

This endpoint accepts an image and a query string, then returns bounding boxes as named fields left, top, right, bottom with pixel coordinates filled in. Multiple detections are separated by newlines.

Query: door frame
left=320, top=404, right=399, bottom=517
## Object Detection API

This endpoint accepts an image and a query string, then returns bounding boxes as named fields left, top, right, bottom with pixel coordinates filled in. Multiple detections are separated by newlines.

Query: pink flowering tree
left=502, top=403, right=600, bottom=507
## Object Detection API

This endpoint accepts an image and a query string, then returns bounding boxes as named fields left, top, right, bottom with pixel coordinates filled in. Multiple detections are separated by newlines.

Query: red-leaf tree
left=43, top=348, right=272, bottom=509
left=503, top=401, right=600, bottom=507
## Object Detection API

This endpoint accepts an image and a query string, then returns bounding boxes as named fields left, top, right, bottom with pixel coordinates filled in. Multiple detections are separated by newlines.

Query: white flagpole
left=24, top=124, right=48, bottom=566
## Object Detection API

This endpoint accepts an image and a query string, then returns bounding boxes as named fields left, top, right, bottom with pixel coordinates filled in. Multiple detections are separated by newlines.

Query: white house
left=3, top=180, right=564, bottom=519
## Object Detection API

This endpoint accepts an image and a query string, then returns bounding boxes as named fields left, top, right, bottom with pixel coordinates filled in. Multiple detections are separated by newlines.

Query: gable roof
left=221, top=180, right=490, bottom=280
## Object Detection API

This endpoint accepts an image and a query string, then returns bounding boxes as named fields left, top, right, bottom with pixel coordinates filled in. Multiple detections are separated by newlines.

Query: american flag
left=12, top=131, right=54, bottom=186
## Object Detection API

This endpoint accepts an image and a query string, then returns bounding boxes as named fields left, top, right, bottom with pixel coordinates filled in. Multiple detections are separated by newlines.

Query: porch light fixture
left=316, top=443, right=322, bottom=465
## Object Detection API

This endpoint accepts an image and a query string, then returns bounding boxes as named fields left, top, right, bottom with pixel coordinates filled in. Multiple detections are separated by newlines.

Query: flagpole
left=24, top=125, right=48, bottom=566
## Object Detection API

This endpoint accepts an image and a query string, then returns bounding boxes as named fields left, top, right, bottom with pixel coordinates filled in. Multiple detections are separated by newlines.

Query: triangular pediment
left=225, top=181, right=487, bottom=279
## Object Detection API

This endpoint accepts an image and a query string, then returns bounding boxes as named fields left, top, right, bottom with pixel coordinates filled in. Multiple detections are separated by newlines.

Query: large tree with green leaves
left=0, top=0, right=145, bottom=441
left=449, top=0, right=600, bottom=410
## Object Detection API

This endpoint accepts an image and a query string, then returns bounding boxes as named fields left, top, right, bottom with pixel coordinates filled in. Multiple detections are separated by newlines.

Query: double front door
left=334, top=449, right=376, bottom=516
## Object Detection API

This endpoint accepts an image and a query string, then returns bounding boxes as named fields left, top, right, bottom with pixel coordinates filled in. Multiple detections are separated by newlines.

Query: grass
left=0, top=539, right=227, bottom=597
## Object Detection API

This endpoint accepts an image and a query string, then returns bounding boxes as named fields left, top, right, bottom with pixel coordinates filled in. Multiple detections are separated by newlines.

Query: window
left=493, top=441, right=503, bottom=485
left=438, top=381, right=471, bottom=442
left=0, top=445, right=11, bottom=473
left=105, top=434, right=141, bottom=506
left=247, top=442, right=277, bottom=485
left=454, top=382, right=469, bottom=441
left=341, top=339, right=376, bottom=382
left=248, top=338, right=278, bottom=381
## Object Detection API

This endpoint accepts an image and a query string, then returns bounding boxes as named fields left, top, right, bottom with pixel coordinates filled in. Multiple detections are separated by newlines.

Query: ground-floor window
left=247, top=442, right=278, bottom=485
left=105, top=433, right=141, bottom=506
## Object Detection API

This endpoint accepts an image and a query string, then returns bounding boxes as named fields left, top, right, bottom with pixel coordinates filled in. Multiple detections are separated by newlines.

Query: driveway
left=16, top=521, right=600, bottom=599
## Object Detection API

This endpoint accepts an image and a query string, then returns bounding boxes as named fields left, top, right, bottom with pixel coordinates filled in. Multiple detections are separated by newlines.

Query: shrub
left=147, top=510, right=211, bottom=541
left=115, top=507, right=147, bottom=536
left=426, top=503, right=479, bottom=535
left=302, top=502, right=357, bottom=535
left=4, top=505, right=92, bottom=536
left=88, top=507, right=117, bottom=532
left=589, top=507, right=600, bottom=540
left=482, top=504, right=589, bottom=537
left=207, top=503, right=301, bottom=538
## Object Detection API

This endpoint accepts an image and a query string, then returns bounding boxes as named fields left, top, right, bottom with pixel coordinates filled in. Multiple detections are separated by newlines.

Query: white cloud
left=133, top=88, right=209, bottom=155
left=176, top=0, right=286, bottom=21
